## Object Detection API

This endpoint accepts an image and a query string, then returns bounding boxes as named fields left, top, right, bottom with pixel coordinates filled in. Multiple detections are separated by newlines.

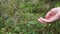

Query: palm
left=38, top=7, right=60, bottom=24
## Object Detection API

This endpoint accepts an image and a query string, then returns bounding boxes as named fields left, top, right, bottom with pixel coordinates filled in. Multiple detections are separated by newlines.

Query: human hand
left=38, top=7, right=60, bottom=24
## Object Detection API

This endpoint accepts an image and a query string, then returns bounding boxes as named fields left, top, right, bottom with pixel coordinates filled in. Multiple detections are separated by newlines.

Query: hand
left=38, top=7, right=60, bottom=24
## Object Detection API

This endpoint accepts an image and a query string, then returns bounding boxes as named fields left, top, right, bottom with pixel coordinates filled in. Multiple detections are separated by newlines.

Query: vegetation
left=0, top=0, right=60, bottom=34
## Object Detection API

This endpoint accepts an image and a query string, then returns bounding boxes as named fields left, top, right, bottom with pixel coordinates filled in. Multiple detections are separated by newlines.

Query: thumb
left=45, top=10, right=53, bottom=20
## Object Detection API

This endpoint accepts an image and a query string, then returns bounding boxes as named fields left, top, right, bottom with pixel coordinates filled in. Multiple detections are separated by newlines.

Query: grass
left=0, top=0, right=60, bottom=34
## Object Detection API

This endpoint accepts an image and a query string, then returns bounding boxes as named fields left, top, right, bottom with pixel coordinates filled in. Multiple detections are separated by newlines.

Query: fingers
left=38, top=17, right=45, bottom=23
left=38, top=17, right=50, bottom=24
left=38, top=13, right=60, bottom=24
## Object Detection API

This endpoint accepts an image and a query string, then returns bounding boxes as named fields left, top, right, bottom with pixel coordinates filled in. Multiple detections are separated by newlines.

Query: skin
left=38, top=7, right=60, bottom=24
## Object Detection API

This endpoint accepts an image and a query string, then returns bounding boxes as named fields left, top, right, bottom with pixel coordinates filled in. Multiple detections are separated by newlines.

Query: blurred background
left=0, top=0, right=60, bottom=34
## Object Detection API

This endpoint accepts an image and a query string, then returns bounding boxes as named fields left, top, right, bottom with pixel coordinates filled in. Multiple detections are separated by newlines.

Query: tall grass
left=0, top=0, right=60, bottom=34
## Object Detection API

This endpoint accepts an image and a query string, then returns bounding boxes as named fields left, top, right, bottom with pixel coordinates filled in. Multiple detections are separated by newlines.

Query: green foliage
left=0, top=0, right=60, bottom=34
left=54, top=2, right=60, bottom=7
